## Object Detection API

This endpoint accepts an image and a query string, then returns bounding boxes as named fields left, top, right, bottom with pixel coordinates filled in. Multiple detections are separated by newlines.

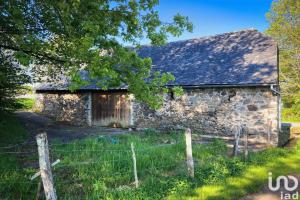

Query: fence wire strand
left=0, top=151, right=37, bottom=155
left=0, top=133, right=191, bottom=199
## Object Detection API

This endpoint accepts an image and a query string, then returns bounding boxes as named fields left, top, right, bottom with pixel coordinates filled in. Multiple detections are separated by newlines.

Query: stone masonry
left=35, top=93, right=91, bottom=126
left=132, top=87, right=279, bottom=145
left=34, top=30, right=280, bottom=146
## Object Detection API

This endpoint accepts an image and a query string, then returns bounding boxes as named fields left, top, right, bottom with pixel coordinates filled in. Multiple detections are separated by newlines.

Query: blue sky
left=148, top=0, right=274, bottom=43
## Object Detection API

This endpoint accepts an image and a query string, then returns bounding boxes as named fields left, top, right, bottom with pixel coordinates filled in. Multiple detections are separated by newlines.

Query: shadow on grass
left=167, top=144, right=300, bottom=200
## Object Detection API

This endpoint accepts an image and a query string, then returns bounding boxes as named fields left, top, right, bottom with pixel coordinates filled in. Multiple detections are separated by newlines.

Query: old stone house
left=35, top=29, right=280, bottom=145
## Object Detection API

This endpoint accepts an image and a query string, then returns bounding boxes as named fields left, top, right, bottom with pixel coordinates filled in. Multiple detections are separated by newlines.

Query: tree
left=0, top=50, right=30, bottom=111
left=266, top=0, right=300, bottom=119
left=0, top=0, right=192, bottom=109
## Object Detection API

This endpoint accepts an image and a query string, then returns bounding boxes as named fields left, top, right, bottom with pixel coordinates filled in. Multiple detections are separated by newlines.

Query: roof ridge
left=141, top=28, right=260, bottom=47
left=190, top=28, right=258, bottom=39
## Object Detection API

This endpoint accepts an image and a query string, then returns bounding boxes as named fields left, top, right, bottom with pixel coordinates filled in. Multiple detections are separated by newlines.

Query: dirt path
left=240, top=174, right=300, bottom=200
left=15, top=111, right=129, bottom=143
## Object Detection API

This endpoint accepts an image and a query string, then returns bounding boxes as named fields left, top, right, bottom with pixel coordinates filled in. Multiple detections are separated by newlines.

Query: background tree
left=0, top=0, right=192, bottom=109
left=0, top=50, right=30, bottom=111
left=266, top=0, right=300, bottom=121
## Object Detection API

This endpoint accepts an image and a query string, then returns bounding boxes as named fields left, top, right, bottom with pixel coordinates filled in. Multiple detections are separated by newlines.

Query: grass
left=172, top=145, right=300, bottom=200
left=50, top=132, right=188, bottom=200
left=282, top=107, right=300, bottom=122
left=16, top=98, right=35, bottom=111
left=0, top=113, right=34, bottom=200
left=1, top=117, right=300, bottom=199
left=0, top=113, right=29, bottom=145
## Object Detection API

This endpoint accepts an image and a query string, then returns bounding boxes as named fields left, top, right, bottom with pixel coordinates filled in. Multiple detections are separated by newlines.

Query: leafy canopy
left=0, top=0, right=192, bottom=109
left=266, top=0, right=300, bottom=115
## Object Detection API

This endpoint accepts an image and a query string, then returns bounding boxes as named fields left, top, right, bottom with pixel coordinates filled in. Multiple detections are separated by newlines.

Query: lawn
left=16, top=98, right=35, bottom=111
left=0, top=115, right=300, bottom=199
left=282, top=107, right=300, bottom=123
left=0, top=113, right=33, bottom=199
left=0, top=113, right=29, bottom=146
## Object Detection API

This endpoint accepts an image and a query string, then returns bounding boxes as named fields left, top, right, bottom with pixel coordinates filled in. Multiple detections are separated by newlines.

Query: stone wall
left=35, top=87, right=279, bottom=145
left=132, top=87, right=279, bottom=145
left=35, top=92, right=91, bottom=126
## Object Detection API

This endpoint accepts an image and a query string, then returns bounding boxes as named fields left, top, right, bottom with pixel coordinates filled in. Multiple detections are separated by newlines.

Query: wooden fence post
left=31, top=159, right=60, bottom=181
left=244, top=132, right=248, bottom=161
left=36, top=133, right=57, bottom=200
left=35, top=180, right=44, bottom=200
left=185, top=128, right=194, bottom=178
left=131, top=143, right=139, bottom=188
left=233, top=125, right=241, bottom=157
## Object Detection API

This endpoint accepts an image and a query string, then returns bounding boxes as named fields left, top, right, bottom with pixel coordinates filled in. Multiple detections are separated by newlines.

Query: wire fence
left=0, top=129, right=246, bottom=199
left=0, top=134, right=188, bottom=181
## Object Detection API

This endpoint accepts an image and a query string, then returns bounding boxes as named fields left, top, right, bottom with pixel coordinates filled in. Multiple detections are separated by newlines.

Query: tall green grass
left=50, top=132, right=188, bottom=199
left=0, top=113, right=36, bottom=199
left=1, top=125, right=300, bottom=199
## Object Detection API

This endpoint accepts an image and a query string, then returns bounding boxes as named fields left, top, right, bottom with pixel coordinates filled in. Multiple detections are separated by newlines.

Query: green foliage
left=0, top=0, right=193, bottom=109
left=282, top=106, right=300, bottom=122
left=15, top=98, right=35, bottom=111
left=0, top=113, right=29, bottom=145
left=266, top=0, right=300, bottom=115
left=0, top=157, right=37, bottom=200
left=0, top=114, right=35, bottom=199
left=200, top=148, right=298, bottom=200
left=0, top=51, right=31, bottom=112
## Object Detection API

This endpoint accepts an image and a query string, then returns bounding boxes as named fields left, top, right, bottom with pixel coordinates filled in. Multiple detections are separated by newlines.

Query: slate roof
left=36, top=29, right=278, bottom=91
left=138, top=29, right=278, bottom=86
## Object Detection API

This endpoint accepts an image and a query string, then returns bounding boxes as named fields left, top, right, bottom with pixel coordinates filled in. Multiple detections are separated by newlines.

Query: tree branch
left=0, top=44, right=66, bottom=64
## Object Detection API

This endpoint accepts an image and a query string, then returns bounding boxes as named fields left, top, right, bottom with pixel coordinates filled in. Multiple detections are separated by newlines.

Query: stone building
left=35, top=29, right=280, bottom=145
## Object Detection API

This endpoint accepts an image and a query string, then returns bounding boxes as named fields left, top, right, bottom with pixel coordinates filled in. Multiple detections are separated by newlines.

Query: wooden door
left=92, top=92, right=131, bottom=127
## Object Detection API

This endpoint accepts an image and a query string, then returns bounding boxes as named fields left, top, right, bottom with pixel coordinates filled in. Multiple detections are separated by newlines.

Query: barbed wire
left=55, top=159, right=132, bottom=168
left=50, top=148, right=132, bottom=152
left=0, top=134, right=190, bottom=192
left=0, top=167, right=37, bottom=172
left=0, top=151, right=37, bottom=155
left=0, top=140, right=35, bottom=149
left=0, top=179, right=38, bottom=184
left=0, top=144, right=181, bottom=157
left=49, top=143, right=180, bottom=153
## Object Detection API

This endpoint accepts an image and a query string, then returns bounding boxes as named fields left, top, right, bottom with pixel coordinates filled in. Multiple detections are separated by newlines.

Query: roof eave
left=35, top=83, right=278, bottom=93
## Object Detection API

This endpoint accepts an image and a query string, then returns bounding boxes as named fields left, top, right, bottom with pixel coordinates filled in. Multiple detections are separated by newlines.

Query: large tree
left=0, top=0, right=192, bottom=109
left=266, top=0, right=300, bottom=119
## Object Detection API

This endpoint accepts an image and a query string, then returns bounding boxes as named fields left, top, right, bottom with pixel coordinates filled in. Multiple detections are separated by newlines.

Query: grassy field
left=0, top=113, right=33, bottom=199
left=0, top=113, right=29, bottom=146
left=0, top=115, right=300, bottom=199
left=282, top=107, right=300, bottom=122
